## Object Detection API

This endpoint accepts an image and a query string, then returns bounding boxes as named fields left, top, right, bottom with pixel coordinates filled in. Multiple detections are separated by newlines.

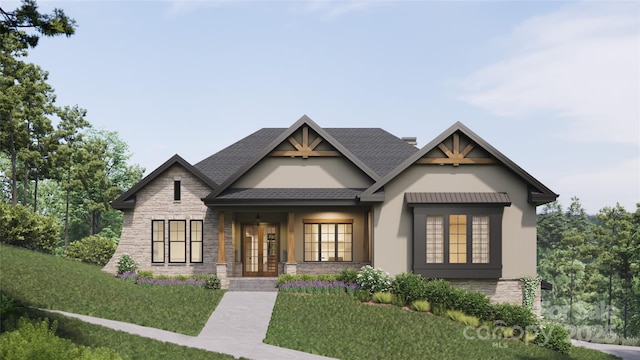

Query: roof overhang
left=204, top=188, right=365, bottom=207
left=405, top=192, right=512, bottom=206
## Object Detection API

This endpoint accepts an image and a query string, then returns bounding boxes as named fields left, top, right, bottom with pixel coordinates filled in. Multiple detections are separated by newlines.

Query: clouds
left=459, top=2, right=639, bottom=146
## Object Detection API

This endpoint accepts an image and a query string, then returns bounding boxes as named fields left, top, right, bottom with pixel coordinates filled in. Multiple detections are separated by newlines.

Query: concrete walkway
left=47, top=291, right=334, bottom=360
left=572, top=340, right=640, bottom=360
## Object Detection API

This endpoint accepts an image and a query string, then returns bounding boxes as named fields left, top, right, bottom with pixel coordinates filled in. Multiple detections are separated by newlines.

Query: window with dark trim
left=303, top=220, right=353, bottom=262
left=411, top=207, right=503, bottom=278
left=152, top=220, right=165, bottom=263
left=169, top=220, right=186, bottom=263
left=190, top=220, right=203, bottom=263
left=174, top=180, right=181, bottom=201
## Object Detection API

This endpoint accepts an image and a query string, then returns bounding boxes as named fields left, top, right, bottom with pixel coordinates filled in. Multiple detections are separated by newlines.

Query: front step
left=227, top=277, right=279, bottom=292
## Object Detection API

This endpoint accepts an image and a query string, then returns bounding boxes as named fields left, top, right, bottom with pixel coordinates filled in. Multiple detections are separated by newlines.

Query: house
left=104, top=115, right=558, bottom=307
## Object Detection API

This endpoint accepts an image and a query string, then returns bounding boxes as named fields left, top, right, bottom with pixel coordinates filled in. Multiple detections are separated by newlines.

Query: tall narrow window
left=472, top=215, right=490, bottom=263
left=169, top=220, right=186, bottom=263
left=449, top=214, right=467, bottom=263
left=425, top=216, right=444, bottom=263
left=303, top=221, right=352, bottom=262
left=174, top=180, right=181, bottom=201
left=190, top=220, right=203, bottom=263
left=152, top=220, right=165, bottom=263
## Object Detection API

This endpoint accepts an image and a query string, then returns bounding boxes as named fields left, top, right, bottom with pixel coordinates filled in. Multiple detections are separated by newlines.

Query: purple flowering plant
left=279, top=280, right=360, bottom=296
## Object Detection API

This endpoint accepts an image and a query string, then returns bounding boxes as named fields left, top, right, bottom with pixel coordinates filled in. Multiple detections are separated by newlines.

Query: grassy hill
left=1, top=244, right=619, bottom=360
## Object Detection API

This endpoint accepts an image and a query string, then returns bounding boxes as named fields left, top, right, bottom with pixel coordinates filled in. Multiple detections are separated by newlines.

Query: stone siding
left=296, top=262, right=370, bottom=275
left=104, top=165, right=232, bottom=276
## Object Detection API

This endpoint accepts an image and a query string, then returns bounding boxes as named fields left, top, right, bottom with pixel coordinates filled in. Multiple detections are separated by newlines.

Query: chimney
left=401, top=137, right=418, bottom=147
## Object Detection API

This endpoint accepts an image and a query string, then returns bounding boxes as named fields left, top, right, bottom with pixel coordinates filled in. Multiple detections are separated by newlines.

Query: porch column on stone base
left=285, top=211, right=297, bottom=275
left=217, top=211, right=228, bottom=289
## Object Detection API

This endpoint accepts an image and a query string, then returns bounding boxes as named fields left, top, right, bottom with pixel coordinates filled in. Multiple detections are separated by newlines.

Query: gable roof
left=110, top=154, right=217, bottom=210
left=360, top=121, right=558, bottom=205
left=203, top=115, right=400, bottom=202
left=194, top=126, right=418, bottom=185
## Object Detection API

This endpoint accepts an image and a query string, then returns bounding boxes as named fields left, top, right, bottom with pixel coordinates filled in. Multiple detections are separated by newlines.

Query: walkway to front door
left=243, top=224, right=278, bottom=277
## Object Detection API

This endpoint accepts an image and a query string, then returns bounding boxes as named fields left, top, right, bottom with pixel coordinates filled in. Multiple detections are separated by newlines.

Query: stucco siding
left=103, top=165, right=224, bottom=276
left=372, top=164, right=537, bottom=279
left=233, top=157, right=372, bottom=188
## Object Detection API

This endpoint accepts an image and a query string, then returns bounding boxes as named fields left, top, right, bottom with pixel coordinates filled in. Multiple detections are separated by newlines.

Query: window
left=169, top=220, right=186, bottom=263
left=412, top=207, right=504, bottom=278
left=152, top=220, right=165, bottom=263
left=174, top=180, right=181, bottom=201
left=472, top=215, right=490, bottom=263
left=190, top=220, right=203, bottom=263
left=304, top=220, right=353, bottom=262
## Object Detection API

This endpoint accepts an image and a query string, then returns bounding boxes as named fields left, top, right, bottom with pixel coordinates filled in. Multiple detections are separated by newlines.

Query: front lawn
left=0, top=244, right=222, bottom=336
left=265, top=293, right=619, bottom=360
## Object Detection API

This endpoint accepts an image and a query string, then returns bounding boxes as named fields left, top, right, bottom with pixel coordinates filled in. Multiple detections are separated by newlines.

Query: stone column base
left=285, top=262, right=297, bottom=275
left=216, top=263, right=229, bottom=289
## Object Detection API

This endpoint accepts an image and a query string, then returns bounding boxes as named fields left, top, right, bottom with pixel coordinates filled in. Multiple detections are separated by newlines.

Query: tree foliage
left=538, top=198, right=640, bottom=339
left=0, top=0, right=76, bottom=49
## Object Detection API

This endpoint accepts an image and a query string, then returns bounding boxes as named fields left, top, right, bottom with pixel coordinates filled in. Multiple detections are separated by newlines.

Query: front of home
left=104, top=115, right=557, bottom=307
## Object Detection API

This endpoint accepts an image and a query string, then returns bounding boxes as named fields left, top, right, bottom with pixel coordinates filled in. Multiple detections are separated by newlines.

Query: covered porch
left=213, top=206, right=373, bottom=285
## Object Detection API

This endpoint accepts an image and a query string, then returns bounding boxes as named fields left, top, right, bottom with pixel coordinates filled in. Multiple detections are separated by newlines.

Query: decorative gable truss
left=269, top=125, right=340, bottom=159
left=416, top=132, right=497, bottom=166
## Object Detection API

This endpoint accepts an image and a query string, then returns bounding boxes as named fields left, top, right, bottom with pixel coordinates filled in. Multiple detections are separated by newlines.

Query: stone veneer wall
left=296, top=262, right=370, bottom=275
left=448, top=279, right=542, bottom=316
left=104, top=165, right=233, bottom=276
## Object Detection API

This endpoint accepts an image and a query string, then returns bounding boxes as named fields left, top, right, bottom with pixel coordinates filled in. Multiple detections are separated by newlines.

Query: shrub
left=137, top=270, right=154, bottom=279
left=372, top=292, right=394, bottom=304
left=390, top=272, right=427, bottom=306
left=0, top=203, right=60, bottom=253
left=536, top=323, right=571, bottom=353
left=0, top=294, right=17, bottom=318
left=65, top=235, right=116, bottom=266
left=204, top=274, right=221, bottom=290
left=431, top=303, right=447, bottom=317
left=0, top=317, right=123, bottom=360
left=356, top=266, right=392, bottom=293
left=392, top=293, right=406, bottom=307
left=116, top=254, right=138, bottom=275
left=336, top=268, right=359, bottom=284
left=356, top=289, right=372, bottom=302
left=424, top=278, right=452, bottom=309
left=491, top=302, right=536, bottom=329
left=451, top=290, right=493, bottom=321
left=410, top=300, right=431, bottom=312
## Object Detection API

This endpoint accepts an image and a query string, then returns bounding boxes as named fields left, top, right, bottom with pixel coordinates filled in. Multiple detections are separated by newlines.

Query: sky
left=9, top=0, right=640, bottom=214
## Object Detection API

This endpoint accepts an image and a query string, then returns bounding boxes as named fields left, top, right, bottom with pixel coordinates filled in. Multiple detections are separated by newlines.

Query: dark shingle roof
left=193, top=127, right=419, bottom=186
left=325, top=128, right=419, bottom=177
left=194, top=128, right=284, bottom=185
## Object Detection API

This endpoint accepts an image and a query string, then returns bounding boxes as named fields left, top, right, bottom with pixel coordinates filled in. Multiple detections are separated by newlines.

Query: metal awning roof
left=405, top=192, right=511, bottom=205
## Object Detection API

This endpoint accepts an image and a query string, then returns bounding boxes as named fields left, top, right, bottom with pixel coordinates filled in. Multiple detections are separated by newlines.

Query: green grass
left=2, top=308, right=238, bottom=360
left=0, top=244, right=223, bottom=336
left=264, top=293, right=619, bottom=360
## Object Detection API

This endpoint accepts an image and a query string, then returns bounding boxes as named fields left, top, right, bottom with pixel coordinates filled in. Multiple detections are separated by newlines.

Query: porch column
left=285, top=211, right=297, bottom=274
left=217, top=211, right=228, bottom=289
left=363, top=210, right=370, bottom=263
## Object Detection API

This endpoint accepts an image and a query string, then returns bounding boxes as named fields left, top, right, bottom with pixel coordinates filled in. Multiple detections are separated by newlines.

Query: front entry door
left=243, top=224, right=278, bottom=277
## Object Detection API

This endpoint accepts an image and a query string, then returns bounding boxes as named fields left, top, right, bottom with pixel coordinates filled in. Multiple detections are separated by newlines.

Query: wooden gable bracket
left=270, top=126, right=340, bottom=159
left=416, top=133, right=496, bottom=166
